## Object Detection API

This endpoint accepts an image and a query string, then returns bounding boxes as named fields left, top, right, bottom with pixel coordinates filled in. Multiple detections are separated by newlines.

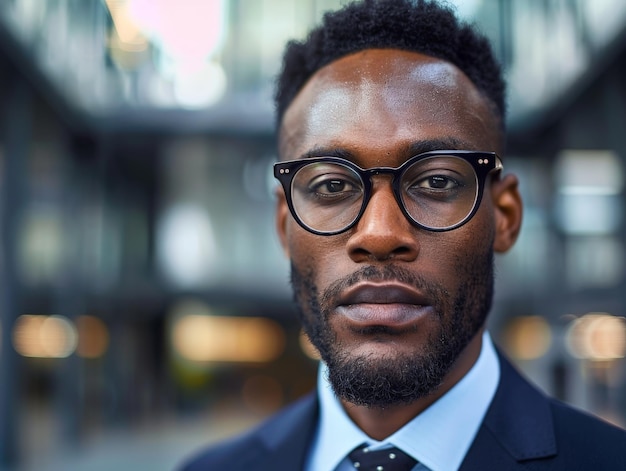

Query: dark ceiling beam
left=0, top=17, right=275, bottom=138
left=508, top=21, right=626, bottom=152
left=0, top=17, right=90, bottom=134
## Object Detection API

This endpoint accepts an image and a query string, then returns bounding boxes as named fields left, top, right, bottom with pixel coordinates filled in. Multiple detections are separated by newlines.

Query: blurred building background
left=0, top=0, right=625, bottom=470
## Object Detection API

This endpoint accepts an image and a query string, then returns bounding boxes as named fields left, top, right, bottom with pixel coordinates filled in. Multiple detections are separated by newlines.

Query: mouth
left=335, top=282, right=433, bottom=328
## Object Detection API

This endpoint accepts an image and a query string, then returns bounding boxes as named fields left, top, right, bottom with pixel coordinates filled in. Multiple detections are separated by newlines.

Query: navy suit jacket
left=180, top=354, right=626, bottom=470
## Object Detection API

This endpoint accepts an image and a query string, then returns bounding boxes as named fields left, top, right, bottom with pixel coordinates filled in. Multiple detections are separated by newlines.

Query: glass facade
left=0, top=1, right=625, bottom=469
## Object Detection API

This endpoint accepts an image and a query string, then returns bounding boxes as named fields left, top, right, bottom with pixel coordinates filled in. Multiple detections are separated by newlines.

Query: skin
left=276, top=49, right=522, bottom=440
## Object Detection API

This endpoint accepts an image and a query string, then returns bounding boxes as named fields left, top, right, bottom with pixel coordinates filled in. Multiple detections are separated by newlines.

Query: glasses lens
left=400, top=155, right=479, bottom=229
left=291, top=162, right=364, bottom=233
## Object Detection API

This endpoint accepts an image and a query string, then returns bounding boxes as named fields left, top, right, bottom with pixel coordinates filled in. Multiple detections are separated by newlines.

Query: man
left=181, top=1, right=626, bottom=469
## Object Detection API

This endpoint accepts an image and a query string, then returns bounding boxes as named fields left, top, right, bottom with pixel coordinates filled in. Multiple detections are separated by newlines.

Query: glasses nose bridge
left=362, top=166, right=402, bottom=189
left=360, top=166, right=405, bottom=214
left=363, top=166, right=398, bottom=178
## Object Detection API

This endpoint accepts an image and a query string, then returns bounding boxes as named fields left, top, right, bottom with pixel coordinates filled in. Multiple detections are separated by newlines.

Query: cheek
left=451, top=208, right=496, bottom=263
left=419, top=209, right=495, bottom=277
left=287, top=223, right=336, bottom=267
left=286, top=223, right=352, bottom=288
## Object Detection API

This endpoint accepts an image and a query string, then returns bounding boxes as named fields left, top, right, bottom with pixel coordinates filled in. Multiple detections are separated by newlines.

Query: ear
left=275, top=186, right=291, bottom=258
left=491, top=174, right=523, bottom=253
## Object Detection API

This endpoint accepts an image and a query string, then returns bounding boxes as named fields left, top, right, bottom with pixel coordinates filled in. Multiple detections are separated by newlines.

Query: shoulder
left=178, top=427, right=260, bottom=471
left=501, top=353, right=626, bottom=466
left=476, top=351, right=626, bottom=468
left=548, top=397, right=626, bottom=459
left=499, top=352, right=626, bottom=450
left=178, top=393, right=318, bottom=471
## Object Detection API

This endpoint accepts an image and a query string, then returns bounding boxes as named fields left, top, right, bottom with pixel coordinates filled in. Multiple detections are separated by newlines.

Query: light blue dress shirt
left=305, top=331, right=500, bottom=471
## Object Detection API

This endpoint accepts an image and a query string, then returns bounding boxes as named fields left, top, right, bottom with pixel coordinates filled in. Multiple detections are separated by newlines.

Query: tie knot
left=348, top=444, right=417, bottom=471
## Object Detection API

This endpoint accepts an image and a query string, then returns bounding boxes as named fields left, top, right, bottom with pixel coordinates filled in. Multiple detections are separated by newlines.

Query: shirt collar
left=306, top=331, right=500, bottom=471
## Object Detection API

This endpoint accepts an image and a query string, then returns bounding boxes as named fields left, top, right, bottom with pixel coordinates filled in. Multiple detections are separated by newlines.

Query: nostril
left=347, top=231, right=419, bottom=263
left=393, top=246, right=414, bottom=257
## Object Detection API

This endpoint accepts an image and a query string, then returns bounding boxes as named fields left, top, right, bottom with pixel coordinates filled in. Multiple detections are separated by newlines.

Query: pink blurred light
left=130, top=0, right=224, bottom=63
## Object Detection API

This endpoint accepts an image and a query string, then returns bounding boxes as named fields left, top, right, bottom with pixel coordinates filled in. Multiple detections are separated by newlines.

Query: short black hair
left=275, top=0, right=505, bottom=130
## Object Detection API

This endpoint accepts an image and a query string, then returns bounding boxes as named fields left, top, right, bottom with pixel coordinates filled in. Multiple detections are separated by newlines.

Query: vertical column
left=55, top=136, right=96, bottom=447
left=604, top=62, right=626, bottom=424
left=0, top=74, right=30, bottom=468
left=498, top=0, right=513, bottom=69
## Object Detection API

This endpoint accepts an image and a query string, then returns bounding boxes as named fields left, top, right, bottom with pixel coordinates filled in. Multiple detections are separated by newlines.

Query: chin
left=325, top=350, right=446, bottom=407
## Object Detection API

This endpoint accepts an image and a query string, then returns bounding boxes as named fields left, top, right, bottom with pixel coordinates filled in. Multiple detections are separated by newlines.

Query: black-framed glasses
left=274, top=150, right=502, bottom=235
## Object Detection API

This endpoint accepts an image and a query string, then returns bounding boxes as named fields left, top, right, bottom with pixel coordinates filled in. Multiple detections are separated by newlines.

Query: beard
left=290, top=251, right=494, bottom=408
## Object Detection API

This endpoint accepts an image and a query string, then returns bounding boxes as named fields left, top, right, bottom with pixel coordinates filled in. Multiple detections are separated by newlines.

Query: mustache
left=319, top=265, right=449, bottom=311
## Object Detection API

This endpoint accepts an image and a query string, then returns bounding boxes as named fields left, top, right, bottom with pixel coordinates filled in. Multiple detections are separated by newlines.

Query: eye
left=313, top=177, right=356, bottom=194
left=404, top=171, right=466, bottom=203
left=292, top=162, right=363, bottom=204
left=417, top=175, right=459, bottom=190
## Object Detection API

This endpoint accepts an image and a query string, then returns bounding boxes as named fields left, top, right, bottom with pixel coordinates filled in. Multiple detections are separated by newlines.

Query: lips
left=335, top=282, right=432, bottom=327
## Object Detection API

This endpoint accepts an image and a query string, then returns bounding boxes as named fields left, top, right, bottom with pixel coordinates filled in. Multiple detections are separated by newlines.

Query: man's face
left=276, top=49, right=517, bottom=407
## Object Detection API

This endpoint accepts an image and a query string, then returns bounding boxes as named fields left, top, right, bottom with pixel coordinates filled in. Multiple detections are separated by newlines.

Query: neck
left=341, top=331, right=484, bottom=440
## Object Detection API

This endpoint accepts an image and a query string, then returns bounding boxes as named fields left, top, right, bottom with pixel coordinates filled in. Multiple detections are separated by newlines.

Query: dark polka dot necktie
left=348, top=444, right=418, bottom=471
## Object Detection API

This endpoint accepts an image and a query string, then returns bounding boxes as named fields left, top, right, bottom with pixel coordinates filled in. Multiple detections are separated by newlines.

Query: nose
left=346, top=180, right=420, bottom=263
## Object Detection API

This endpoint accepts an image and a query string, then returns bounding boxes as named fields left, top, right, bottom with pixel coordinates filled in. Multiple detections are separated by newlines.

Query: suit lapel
left=237, top=393, right=319, bottom=471
left=460, top=353, right=557, bottom=470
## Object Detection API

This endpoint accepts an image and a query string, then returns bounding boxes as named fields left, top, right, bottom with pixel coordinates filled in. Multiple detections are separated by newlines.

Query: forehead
left=279, top=49, right=502, bottom=163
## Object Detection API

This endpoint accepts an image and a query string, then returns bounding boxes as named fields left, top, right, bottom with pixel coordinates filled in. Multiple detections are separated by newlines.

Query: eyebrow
left=300, top=147, right=353, bottom=160
left=406, top=137, right=478, bottom=155
left=298, top=137, right=479, bottom=161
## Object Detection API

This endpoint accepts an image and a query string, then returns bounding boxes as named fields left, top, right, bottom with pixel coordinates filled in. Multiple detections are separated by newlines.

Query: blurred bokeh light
left=566, top=313, right=626, bottom=361
left=170, top=299, right=286, bottom=364
left=13, top=315, right=78, bottom=359
left=76, top=315, right=110, bottom=359
left=503, top=316, right=553, bottom=361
